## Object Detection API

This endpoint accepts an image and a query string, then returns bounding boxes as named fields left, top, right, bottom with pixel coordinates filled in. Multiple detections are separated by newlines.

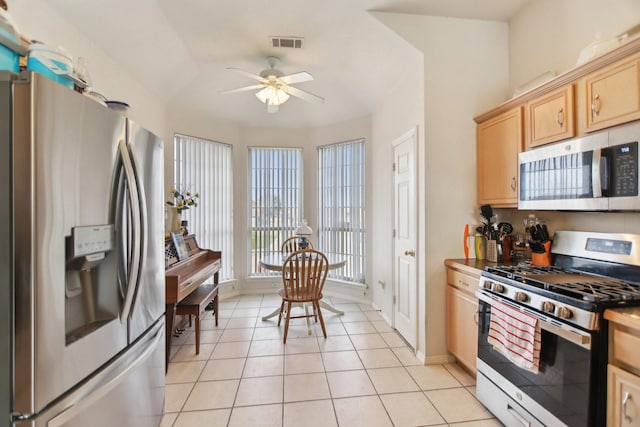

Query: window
left=249, top=147, right=303, bottom=276
left=173, top=134, right=233, bottom=281
left=318, top=139, right=365, bottom=283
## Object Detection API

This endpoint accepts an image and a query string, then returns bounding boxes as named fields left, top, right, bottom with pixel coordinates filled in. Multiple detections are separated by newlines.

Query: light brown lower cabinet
left=605, top=308, right=640, bottom=427
left=446, top=267, right=480, bottom=375
left=608, top=365, right=640, bottom=427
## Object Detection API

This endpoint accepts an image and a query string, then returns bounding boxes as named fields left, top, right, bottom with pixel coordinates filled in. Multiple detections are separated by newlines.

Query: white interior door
left=392, top=128, right=417, bottom=349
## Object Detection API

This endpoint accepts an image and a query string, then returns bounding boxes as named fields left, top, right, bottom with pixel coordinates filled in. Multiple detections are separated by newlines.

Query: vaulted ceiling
left=44, top=0, right=530, bottom=128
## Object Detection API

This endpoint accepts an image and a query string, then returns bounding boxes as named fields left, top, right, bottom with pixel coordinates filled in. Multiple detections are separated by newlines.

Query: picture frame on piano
left=171, top=231, right=189, bottom=261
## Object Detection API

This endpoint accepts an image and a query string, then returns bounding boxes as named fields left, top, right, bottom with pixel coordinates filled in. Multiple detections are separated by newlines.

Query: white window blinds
left=318, top=139, right=365, bottom=283
left=249, top=147, right=303, bottom=276
left=174, top=134, right=233, bottom=281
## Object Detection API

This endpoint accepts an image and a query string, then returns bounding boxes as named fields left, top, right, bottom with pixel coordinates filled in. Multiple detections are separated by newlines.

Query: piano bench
left=176, top=284, right=219, bottom=354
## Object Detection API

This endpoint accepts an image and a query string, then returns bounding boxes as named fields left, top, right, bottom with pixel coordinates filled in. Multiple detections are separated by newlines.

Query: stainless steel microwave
left=518, top=121, right=640, bottom=210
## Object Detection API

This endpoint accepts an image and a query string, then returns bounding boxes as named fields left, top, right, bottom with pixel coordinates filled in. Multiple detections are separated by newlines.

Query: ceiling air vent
left=270, top=36, right=304, bottom=49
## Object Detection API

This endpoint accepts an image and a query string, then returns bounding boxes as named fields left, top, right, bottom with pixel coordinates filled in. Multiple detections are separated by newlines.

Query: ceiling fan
left=220, top=56, right=324, bottom=113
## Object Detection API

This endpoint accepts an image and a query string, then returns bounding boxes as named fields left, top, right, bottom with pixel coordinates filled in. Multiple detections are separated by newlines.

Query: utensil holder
left=531, top=241, right=552, bottom=266
left=486, top=239, right=499, bottom=263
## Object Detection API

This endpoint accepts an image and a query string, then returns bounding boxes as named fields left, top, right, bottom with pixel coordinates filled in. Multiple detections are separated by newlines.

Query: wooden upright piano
left=165, top=234, right=221, bottom=369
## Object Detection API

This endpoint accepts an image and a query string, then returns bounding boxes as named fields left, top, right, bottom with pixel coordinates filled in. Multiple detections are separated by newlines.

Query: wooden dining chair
left=277, top=249, right=329, bottom=344
left=280, top=236, right=314, bottom=254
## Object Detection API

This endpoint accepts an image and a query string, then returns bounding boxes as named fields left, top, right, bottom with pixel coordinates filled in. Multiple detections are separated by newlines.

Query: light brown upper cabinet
left=474, top=37, right=639, bottom=205
left=477, top=107, right=523, bottom=207
left=526, top=84, right=576, bottom=148
left=584, top=53, right=640, bottom=132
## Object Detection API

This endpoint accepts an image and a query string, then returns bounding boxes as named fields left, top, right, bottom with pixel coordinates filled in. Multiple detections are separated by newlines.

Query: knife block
left=531, top=241, right=552, bottom=266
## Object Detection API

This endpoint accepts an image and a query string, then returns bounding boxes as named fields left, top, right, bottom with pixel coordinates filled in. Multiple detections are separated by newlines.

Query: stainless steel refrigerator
left=0, top=72, right=165, bottom=426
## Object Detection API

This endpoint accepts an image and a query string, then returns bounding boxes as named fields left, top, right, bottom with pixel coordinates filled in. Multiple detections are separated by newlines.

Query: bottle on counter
left=502, top=235, right=512, bottom=262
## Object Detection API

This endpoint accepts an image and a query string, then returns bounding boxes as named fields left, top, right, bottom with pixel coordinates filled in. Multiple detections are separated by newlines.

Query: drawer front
left=446, top=268, right=479, bottom=295
left=611, top=327, right=640, bottom=374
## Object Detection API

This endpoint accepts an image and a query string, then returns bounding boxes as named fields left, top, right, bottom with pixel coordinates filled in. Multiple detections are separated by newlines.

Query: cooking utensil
left=497, top=222, right=513, bottom=242
left=498, top=222, right=513, bottom=235
left=480, top=204, right=493, bottom=223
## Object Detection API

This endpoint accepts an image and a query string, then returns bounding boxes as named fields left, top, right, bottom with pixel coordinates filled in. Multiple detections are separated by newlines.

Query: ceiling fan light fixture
left=223, top=57, right=323, bottom=112
left=256, top=84, right=290, bottom=107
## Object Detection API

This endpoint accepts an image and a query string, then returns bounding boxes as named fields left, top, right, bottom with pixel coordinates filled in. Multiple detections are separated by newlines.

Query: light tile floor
left=161, top=293, right=503, bottom=427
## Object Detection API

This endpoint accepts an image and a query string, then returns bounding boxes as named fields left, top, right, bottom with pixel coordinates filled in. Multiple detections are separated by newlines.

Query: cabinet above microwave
left=518, top=121, right=640, bottom=211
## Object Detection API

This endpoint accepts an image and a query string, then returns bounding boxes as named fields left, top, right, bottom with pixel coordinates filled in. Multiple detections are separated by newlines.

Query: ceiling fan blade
left=267, top=104, right=279, bottom=114
left=227, top=67, right=268, bottom=83
left=279, top=71, right=314, bottom=85
left=283, top=85, right=324, bottom=104
left=219, top=84, right=265, bottom=95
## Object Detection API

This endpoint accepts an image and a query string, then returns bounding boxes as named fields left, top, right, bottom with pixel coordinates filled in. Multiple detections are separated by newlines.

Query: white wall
left=509, top=0, right=640, bottom=94
left=9, top=0, right=167, bottom=138
left=367, top=13, right=424, bottom=337
left=370, top=13, right=509, bottom=361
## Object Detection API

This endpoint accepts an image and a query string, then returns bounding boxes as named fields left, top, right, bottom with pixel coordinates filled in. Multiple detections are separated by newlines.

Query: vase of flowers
left=166, top=187, right=199, bottom=232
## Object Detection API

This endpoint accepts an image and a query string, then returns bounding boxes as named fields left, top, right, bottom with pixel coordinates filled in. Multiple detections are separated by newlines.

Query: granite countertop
left=605, top=306, right=640, bottom=331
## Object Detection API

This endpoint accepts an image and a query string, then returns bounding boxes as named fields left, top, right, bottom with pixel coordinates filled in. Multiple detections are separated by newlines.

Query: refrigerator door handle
left=124, top=142, right=147, bottom=318
left=46, top=323, right=164, bottom=427
left=117, top=140, right=141, bottom=322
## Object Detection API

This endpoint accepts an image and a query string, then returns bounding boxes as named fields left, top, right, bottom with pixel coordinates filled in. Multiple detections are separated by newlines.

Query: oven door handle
left=477, top=291, right=592, bottom=350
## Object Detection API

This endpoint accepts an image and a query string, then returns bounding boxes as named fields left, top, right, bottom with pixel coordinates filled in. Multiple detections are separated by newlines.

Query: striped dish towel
left=487, top=299, right=541, bottom=373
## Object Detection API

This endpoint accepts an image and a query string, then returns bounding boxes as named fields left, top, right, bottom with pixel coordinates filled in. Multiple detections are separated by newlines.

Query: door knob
left=404, top=250, right=415, bottom=257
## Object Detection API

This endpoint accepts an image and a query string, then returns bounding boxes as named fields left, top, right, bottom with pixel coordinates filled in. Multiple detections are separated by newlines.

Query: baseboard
left=425, top=354, right=455, bottom=365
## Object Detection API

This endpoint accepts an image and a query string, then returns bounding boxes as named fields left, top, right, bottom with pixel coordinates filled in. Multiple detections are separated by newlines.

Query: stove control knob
left=515, top=292, right=528, bottom=302
left=541, top=301, right=555, bottom=313
left=493, top=283, right=505, bottom=293
left=557, top=306, right=573, bottom=319
left=483, top=281, right=493, bottom=290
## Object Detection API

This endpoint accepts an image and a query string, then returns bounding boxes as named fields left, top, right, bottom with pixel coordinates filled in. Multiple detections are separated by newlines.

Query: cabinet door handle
left=556, top=107, right=564, bottom=127
left=591, top=94, right=601, bottom=117
left=510, top=176, right=517, bottom=191
left=404, top=250, right=415, bottom=257
left=623, top=392, right=632, bottom=422
left=457, top=279, right=469, bottom=287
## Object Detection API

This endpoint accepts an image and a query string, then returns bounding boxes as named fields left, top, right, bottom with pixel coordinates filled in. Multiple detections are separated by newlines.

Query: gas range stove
left=479, top=230, right=640, bottom=331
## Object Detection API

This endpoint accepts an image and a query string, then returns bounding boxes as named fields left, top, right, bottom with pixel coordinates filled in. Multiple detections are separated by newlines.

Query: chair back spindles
left=280, top=236, right=314, bottom=254
left=281, top=249, right=327, bottom=301
left=278, top=249, right=329, bottom=343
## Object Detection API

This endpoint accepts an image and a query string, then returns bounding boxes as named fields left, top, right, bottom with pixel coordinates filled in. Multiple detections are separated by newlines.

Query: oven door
left=476, top=291, right=602, bottom=427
